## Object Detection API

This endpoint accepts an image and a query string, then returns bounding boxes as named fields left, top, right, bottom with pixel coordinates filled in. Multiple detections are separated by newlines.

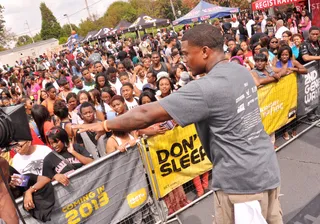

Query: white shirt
left=275, top=26, right=289, bottom=39
left=246, top=20, right=255, bottom=38
left=12, top=145, right=52, bottom=175
left=136, top=77, right=148, bottom=90
left=125, top=98, right=139, bottom=110
left=231, top=21, right=240, bottom=35
left=109, top=78, right=122, bottom=95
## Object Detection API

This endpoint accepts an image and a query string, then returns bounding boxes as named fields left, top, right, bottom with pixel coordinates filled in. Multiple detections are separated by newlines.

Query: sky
left=2, top=0, right=120, bottom=37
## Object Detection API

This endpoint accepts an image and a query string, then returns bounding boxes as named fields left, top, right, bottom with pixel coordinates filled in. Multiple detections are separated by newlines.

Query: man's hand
left=155, top=126, right=168, bottom=135
left=72, top=123, right=106, bottom=134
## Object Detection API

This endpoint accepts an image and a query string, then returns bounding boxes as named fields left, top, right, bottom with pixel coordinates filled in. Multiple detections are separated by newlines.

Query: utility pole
left=25, top=20, right=34, bottom=43
left=85, top=0, right=93, bottom=20
left=64, top=14, right=73, bottom=34
left=170, top=0, right=177, bottom=20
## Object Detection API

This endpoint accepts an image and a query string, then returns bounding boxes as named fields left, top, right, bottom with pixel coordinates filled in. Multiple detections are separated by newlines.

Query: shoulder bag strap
left=52, top=151, right=76, bottom=170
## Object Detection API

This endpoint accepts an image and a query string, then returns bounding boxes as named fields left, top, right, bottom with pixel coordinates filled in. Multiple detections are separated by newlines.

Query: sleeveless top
left=276, top=60, right=293, bottom=69
left=112, top=134, right=134, bottom=146
left=150, top=62, right=168, bottom=75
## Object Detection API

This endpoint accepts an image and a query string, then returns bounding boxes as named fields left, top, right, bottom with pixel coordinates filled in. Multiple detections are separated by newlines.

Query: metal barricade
left=16, top=145, right=160, bottom=224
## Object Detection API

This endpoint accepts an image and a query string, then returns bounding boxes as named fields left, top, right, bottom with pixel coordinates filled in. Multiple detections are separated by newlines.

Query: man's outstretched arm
left=73, top=102, right=172, bottom=133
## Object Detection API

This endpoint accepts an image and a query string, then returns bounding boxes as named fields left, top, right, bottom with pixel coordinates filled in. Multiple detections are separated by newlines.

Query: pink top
left=300, top=16, right=311, bottom=32
left=30, top=83, right=40, bottom=100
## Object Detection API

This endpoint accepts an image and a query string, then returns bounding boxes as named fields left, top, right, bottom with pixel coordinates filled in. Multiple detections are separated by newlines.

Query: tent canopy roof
left=173, top=0, right=238, bottom=25
left=128, top=14, right=169, bottom=31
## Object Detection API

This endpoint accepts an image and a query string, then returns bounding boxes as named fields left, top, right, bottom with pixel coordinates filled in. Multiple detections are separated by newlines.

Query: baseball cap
left=156, top=71, right=170, bottom=82
left=142, top=83, right=157, bottom=91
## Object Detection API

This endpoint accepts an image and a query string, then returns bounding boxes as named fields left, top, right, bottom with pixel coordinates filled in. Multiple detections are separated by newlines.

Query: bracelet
left=31, top=185, right=37, bottom=193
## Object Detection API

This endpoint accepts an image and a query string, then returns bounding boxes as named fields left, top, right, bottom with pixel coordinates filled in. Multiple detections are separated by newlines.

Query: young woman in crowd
left=298, top=9, right=312, bottom=33
left=29, top=77, right=41, bottom=102
left=272, top=45, right=307, bottom=140
left=70, top=60, right=81, bottom=76
left=76, top=90, right=105, bottom=122
left=94, top=61, right=107, bottom=74
left=282, top=31, right=293, bottom=47
left=106, top=95, right=137, bottom=154
left=268, top=37, right=280, bottom=61
left=54, top=100, right=75, bottom=140
left=89, top=88, right=103, bottom=112
left=273, top=45, right=307, bottom=75
left=41, top=83, right=60, bottom=117
left=291, top=33, right=304, bottom=64
left=37, top=90, right=48, bottom=105
left=57, top=78, right=71, bottom=101
left=137, top=91, right=168, bottom=137
left=170, top=63, right=188, bottom=86
left=21, top=126, right=94, bottom=211
left=100, top=87, right=115, bottom=112
left=156, top=72, right=175, bottom=100
left=66, top=92, right=78, bottom=122
left=31, top=104, right=54, bottom=145
left=20, top=97, right=40, bottom=137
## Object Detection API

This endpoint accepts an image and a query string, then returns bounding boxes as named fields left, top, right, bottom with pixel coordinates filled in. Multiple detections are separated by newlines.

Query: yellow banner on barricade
left=142, top=124, right=212, bottom=198
left=258, top=73, right=297, bottom=134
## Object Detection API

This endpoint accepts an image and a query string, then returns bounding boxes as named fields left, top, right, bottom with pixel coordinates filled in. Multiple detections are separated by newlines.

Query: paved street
left=173, top=124, right=320, bottom=224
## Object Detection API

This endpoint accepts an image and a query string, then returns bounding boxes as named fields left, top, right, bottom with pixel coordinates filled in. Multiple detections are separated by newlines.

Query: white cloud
left=2, top=0, right=120, bottom=37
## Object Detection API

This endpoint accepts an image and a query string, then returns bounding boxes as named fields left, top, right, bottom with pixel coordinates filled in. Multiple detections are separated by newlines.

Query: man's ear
left=202, top=46, right=210, bottom=59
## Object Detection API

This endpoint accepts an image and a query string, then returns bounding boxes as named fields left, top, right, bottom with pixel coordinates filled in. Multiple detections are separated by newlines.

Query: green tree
left=158, top=0, right=189, bottom=21
left=40, top=2, right=63, bottom=40
left=16, top=35, right=34, bottom=47
left=61, top=23, right=79, bottom=37
left=33, top=33, right=42, bottom=42
left=78, top=18, right=100, bottom=37
left=59, top=36, right=68, bottom=44
left=102, top=1, right=137, bottom=28
left=0, top=5, right=4, bottom=33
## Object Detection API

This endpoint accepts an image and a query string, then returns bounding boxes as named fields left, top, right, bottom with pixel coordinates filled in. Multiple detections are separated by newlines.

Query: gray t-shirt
left=159, top=62, right=280, bottom=194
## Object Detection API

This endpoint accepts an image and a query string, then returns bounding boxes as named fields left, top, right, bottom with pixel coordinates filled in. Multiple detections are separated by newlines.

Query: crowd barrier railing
left=16, top=146, right=161, bottom=224
left=15, top=60, right=320, bottom=224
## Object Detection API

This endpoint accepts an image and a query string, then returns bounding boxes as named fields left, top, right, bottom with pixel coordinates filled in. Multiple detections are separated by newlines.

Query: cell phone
left=12, top=174, right=30, bottom=187
left=160, top=121, right=175, bottom=130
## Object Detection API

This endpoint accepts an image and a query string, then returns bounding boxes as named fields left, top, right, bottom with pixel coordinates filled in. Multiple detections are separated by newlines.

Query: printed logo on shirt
left=55, top=157, right=80, bottom=174
left=22, top=159, right=44, bottom=175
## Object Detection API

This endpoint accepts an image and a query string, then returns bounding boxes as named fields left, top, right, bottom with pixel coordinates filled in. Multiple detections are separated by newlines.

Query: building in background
left=0, top=38, right=59, bottom=67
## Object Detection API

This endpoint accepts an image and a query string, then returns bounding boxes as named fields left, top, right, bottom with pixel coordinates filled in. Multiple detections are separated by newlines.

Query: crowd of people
left=0, top=5, right=319, bottom=223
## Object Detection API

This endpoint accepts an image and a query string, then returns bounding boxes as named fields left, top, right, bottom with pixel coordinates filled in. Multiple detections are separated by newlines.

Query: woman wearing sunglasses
left=43, top=127, right=94, bottom=184
left=21, top=127, right=94, bottom=211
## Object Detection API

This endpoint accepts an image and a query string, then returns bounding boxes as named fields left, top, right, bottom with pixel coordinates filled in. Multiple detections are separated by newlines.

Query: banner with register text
left=297, top=61, right=320, bottom=117
left=142, top=124, right=212, bottom=198
left=17, top=146, right=149, bottom=224
left=258, top=73, right=297, bottom=134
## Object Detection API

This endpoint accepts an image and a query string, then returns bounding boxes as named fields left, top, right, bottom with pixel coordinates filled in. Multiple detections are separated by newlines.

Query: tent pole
left=171, top=23, right=176, bottom=32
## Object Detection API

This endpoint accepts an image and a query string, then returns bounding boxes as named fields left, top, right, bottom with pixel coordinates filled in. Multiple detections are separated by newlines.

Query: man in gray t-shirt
left=73, top=24, right=282, bottom=224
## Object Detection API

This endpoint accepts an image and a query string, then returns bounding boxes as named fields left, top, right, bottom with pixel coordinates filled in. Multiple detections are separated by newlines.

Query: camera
left=0, top=104, right=32, bottom=150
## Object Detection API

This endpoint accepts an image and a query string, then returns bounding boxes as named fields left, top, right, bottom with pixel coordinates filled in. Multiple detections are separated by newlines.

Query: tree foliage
left=40, top=2, right=63, bottom=40
left=101, top=1, right=137, bottom=28
left=16, top=35, right=33, bottom=47
left=0, top=5, right=4, bottom=33
left=0, top=5, right=16, bottom=50
left=78, top=17, right=100, bottom=37
left=61, top=24, right=79, bottom=37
